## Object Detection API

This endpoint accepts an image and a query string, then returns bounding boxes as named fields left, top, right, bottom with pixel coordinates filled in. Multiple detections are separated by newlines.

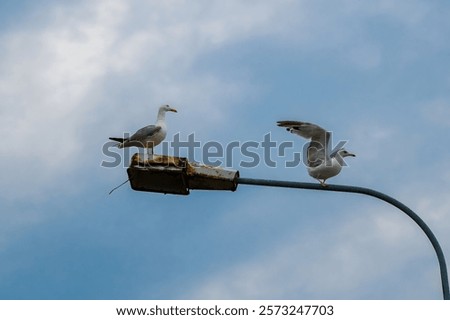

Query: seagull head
left=337, top=149, right=355, bottom=158
left=160, top=104, right=177, bottom=113
left=331, top=148, right=355, bottom=166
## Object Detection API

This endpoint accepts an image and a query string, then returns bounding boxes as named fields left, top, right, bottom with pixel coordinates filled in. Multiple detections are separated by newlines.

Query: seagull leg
left=319, top=179, right=328, bottom=187
left=147, top=147, right=154, bottom=160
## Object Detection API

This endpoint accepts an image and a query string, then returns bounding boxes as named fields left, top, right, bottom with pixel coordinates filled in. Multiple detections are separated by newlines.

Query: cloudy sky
left=1, top=0, right=450, bottom=299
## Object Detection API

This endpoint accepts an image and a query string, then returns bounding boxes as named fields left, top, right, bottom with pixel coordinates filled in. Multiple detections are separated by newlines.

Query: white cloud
left=0, top=0, right=129, bottom=193
left=0, top=0, right=447, bottom=215
left=0, top=0, right=277, bottom=201
left=0, top=0, right=304, bottom=200
left=1, top=0, right=442, bottom=200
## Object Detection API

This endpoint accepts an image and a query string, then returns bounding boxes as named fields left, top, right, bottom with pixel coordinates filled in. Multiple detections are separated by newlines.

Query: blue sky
left=1, top=0, right=450, bottom=299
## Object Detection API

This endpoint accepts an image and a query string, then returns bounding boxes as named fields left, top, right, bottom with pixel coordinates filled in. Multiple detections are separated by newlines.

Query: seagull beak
left=169, top=108, right=177, bottom=113
left=349, top=153, right=356, bottom=157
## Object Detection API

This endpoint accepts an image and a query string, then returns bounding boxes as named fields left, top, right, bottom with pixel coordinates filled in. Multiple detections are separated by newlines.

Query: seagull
left=109, top=104, right=177, bottom=156
left=277, top=120, right=355, bottom=186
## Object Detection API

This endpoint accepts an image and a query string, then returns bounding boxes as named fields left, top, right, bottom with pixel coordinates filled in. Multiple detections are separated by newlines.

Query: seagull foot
left=319, top=180, right=328, bottom=187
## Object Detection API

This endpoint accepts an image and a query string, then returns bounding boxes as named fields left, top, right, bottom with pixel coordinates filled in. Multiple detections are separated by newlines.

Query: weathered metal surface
left=130, top=153, right=187, bottom=168
left=127, top=154, right=189, bottom=195
left=186, top=162, right=239, bottom=191
left=127, top=153, right=239, bottom=195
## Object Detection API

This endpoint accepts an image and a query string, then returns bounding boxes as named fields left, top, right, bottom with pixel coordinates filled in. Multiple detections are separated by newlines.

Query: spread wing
left=277, top=120, right=330, bottom=167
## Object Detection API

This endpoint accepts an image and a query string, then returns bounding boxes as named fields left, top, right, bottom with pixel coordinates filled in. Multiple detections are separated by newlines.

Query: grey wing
left=277, top=120, right=330, bottom=167
left=128, top=125, right=161, bottom=141
left=277, top=120, right=326, bottom=139
left=307, top=131, right=330, bottom=167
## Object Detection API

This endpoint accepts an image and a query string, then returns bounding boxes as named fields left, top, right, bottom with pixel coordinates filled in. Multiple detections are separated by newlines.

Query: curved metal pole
left=237, top=177, right=450, bottom=300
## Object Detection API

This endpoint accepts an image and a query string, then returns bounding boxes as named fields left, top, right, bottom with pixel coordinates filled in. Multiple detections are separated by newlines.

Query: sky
left=1, top=0, right=450, bottom=300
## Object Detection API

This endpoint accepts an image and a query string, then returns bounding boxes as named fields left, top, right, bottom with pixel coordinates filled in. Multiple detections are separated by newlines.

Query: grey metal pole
left=237, top=177, right=450, bottom=300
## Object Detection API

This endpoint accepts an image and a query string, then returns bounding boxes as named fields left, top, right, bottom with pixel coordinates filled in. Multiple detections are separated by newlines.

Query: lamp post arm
left=237, top=177, right=449, bottom=300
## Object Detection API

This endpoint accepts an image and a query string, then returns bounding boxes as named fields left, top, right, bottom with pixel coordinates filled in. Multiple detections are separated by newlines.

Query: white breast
left=307, top=158, right=342, bottom=180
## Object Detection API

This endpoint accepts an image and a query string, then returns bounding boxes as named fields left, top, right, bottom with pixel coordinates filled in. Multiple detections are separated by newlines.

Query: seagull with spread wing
left=277, top=120, right=355, bottom=186
left=110, top=104, right=177, bottom=156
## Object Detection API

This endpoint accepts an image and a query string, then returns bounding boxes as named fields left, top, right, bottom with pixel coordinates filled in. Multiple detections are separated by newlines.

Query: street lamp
left=126, top=153, right=449, bottom=300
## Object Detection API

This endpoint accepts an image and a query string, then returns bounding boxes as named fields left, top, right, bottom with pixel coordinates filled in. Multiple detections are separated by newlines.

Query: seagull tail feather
left=109, top=137, right=125, bottom=143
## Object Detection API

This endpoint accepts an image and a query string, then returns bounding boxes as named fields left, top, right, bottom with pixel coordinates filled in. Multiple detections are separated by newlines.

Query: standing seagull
left=110, top=104, right=177, bottom=156
left=277, top=120, right=355, bottom=186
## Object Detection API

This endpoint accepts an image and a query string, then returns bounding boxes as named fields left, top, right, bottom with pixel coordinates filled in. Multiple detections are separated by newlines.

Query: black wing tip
left=109, top=137, right=125, bottom=142
left=277, top=120, right=304, bottom=126
left=277, top=120, right=293, bottom=127
left=277, top=121, right=305, bottom=133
